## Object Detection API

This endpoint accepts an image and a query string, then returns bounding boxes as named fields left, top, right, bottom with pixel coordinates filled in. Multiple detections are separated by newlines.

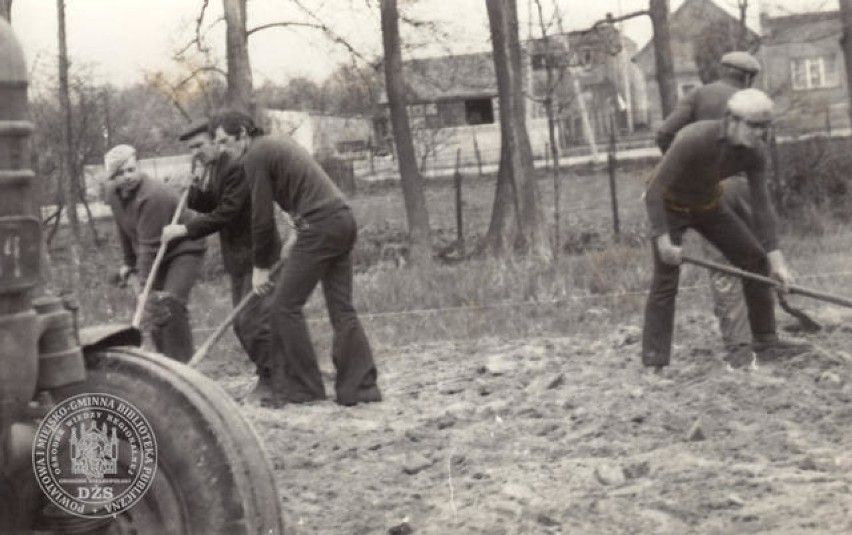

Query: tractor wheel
left=30, top=346, right=286, bottom=535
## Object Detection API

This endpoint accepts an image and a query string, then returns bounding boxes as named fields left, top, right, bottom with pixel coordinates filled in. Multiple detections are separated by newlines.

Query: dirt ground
left=204, top=303, right=852, bottom=535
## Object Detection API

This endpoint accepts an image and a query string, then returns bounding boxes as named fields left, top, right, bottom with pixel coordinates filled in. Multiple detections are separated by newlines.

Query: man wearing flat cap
left=104, top=144, right=206, bottom=362
left=656, top=51, right=763, bottom=153
left=652, top=51, right=771, bottom=369
left=162, top=121, right=281, bottom=401
left=642, top=89, right=812, bottom=372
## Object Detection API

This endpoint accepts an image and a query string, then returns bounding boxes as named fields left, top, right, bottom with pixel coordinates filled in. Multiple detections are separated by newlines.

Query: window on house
left=407, top=103, right=439, bottom=128
left=465, top=98, right=495, bottom=125
left=791, top=54, right=839, bottom=90
left=532, top=54, right=548, bottom=71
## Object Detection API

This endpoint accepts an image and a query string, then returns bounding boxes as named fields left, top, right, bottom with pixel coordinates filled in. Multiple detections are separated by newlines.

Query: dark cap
left=178, top=120, right=210, bottom=141
left=721, top=51, right=761, bottom=74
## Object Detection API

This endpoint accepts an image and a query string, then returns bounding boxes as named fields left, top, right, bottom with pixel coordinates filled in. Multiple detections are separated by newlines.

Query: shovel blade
left=79, top=323, right=143, bottom=351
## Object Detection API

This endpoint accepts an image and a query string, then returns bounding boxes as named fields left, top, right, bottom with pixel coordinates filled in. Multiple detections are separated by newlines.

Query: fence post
left=607, top=115, right=620, bottom=238
left=454, top=148, right=464, bottom=256
left=368, top=138, right=375, bottom=174
left=473, top=131, right=483, bottom=176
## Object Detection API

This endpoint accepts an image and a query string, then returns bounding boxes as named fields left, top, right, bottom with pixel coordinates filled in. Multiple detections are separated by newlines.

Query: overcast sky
left=10, top=0, right=832, bottom=89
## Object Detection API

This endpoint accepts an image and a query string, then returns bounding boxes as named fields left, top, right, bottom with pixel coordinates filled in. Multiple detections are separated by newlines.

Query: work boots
left=752, top=336, right=814, bottom=362
left=242, top=374, right=283, bottom=407
left=723, top=344, right=757, bottom=371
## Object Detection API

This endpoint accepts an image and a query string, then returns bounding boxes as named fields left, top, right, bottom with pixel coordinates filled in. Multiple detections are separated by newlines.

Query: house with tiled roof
left=759, top=10, right=848, bottom=133
left=632, top=0, right=759, bottom=130
left=375, top=27, right=646, bottom=168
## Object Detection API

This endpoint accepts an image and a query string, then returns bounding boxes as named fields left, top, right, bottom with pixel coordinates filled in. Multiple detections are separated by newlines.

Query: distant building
left=264, top=109, right=374, bottom=158
left=632, top=0, right=759, bottom=130
left=760, top=10, right=849, bottom=134
left=376, top=27, right=646, bottom=167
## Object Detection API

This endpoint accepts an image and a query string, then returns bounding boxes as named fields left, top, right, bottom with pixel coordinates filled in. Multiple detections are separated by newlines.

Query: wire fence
left=189, top=268, right=852, bottom=335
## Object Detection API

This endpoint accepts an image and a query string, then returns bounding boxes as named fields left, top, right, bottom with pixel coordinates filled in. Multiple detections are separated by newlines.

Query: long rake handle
left=132, top=187, right=191, bottom=328
left=682, top=254, right=852, bottom=309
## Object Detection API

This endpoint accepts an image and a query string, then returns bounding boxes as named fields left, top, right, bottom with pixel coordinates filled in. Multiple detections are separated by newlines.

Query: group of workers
left=103, top=110, right=380, bottom=408
left=103, top=50, right=811, bottom=411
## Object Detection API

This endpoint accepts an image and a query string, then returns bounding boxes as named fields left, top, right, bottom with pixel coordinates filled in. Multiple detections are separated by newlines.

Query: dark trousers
left=269, top=208, right=378, bottom=404
left=231, top=271, right=273, bottom=378
left=642, top=202, right=777, bottom=366
left=150, top=251, right=203, bottom=363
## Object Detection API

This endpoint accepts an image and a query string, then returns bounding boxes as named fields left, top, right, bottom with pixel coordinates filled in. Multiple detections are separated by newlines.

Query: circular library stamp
left=32, top=393, right=157, bottom=518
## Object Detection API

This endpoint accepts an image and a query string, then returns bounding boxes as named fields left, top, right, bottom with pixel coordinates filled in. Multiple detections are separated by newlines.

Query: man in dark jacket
left=654, top=51, right=762, bottom=369
left=211, top=109, right=381, bottom=408
left=104, top=144, right=206, bottom=363
left=656, top=51, right=761, bottom=152
left=642, top=89, right=811, bottom=370
left=162, top=121, right=281, bottom=399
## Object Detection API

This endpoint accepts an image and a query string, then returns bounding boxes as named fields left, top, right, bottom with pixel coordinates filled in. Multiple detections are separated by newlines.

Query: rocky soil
left=208, top=307, right=852, bottom=535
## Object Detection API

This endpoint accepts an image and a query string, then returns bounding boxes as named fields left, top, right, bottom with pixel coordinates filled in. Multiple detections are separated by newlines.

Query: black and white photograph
left=1, top=0, right=851, bottom=533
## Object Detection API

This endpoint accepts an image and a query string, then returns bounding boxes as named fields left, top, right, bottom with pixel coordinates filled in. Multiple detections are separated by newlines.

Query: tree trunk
left=0, top=0, right=11, bottom=22
left=57, top=0, right=82, bottom=284
left=223, top=0, right=254, bottom=114
left=485, top=0, right=550, bottom=259
left=840, top=0, right=852, bottom=127
left=79, top=189, right=102, bottom=246
left=649, top=0, right=677, bottom=118
left=380, top=0, right=432, bottom=265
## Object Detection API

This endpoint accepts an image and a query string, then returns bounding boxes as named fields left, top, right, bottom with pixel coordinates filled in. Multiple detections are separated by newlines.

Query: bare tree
left=840, top=0, right=852, bottom=126
left=380, top=0, right=432, bottom=265
left=530, top=0, right=573, bottom=259
left=485, top=0, right=550, bottom=259
left=57, top=0, right=83, bottom=280
left=649, top=0, right=677, bottom=117
left=223, top=0, right=254, bottom=114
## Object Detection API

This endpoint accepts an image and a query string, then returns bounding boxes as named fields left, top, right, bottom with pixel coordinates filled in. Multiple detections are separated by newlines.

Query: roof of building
left=762, top=11, right=840, bottom=45
left=402, top=51, right=498, bottom=103
left=381, top=30, right=634, bottom=104
left=633, top=0, right=758, bottom=68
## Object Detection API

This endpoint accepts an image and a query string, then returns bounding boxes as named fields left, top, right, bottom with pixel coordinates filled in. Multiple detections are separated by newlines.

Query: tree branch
left=590, top=10, right=649, bottom=30
left=289, top=0, right=372, bottom=64
left=247, top=20, right=326, bottom=36
left=174, top=0, right=217, bottom=59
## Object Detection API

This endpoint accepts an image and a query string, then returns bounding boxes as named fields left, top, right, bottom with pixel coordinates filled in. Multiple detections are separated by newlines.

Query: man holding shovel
left=211, top=109, right=381, bottom=408
left=642, top=89, right=811, bottom=371
left=655, top=51, right=763, bottom=369
left=105, top=144, right=206, bottom=363
left=162, top=121, right=281, bottom=401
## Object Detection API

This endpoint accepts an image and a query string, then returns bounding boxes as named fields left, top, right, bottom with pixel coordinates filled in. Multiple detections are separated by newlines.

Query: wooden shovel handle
left=132, top=187, right=191, bottom=328
left=682, top=255, right=852, bottom=309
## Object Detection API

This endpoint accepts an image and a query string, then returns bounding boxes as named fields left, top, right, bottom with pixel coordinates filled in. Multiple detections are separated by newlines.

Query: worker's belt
left=664, top=185, right=723, bottom=214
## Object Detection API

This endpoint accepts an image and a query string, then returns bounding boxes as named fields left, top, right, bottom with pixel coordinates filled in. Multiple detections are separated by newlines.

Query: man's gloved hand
left=162, top=224, right=188, bottom=243
left=656, top=233, right=682, bottom=266
left=767, top=249, right=792, bottom=290
left=252, top=267, right=273, bottom=295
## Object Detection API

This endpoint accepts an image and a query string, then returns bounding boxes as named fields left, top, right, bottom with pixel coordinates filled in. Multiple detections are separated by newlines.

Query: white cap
left=104, top=144, right=136, bottom=179
left=727, top=89, right=774, bottom=124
